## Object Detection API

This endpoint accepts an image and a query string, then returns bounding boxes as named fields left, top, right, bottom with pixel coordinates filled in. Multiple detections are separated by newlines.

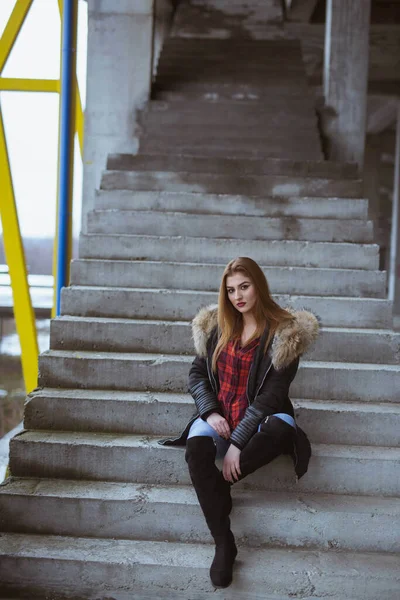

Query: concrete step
left=152, top=89, right=316, bottom=103
left=94, top=190, right=369, bottom=219
left=155, top=73, right=306, bottom=85
left=141, top=124, right=320, bottom=139
left=146, top=98, right=318, bottom=114
left=50, top=317, right=400, bottom=365
left=143, top=111, right=317, bottom=128
left=297, top=399, right=400, bottom=446
left=159, top=46, right=304, bottom=57
left=155, top=74, right=308, bottom=87
left=156, top=63, right=306, bottom=74
left=159, top=42, right=304, bottom=53
left=24, top=388, right=400, bottom=447
left=153, top=69, right=308, bottom=83
left=88, top=210, right=372, bottom=243
left=139, top=140, right=324, bottom=159
left=152, top=90, right=312, bottom=104
left=107, top=154, right=358, bottom=179
left=61, top=286, right=393, bottom=329
left=79, top=234, right=380, bottom=271
left=100, top=171, right=362, bottom=198
left=162, top=38, right=303, bottom=48
left=158, top=46, right=305, bottom=58
left=37, top=350, right=400, bottom=402
left=147, top=96, right=316, bottom=109
left=1, top=534, right=399, bottom=600
left=70, top=259, right=386, bottom=298
left=157, top=53, right=305, bottom=64
left=139, top=136, right=323, bottom=152
left=156, top=57, right=305, bottom=68
left=162, top=40, right=304, bottom=50
left=152, top=82, right=310, bottom=95
left=141, top=109, right=318, bottom=127
left=154, top=81, right=308, bottom=93
left=139, top=141, right=324, bottom=160
left=154, top=68, right=308, bottom=81
left=139, top=139, right=322, bottom=156
left=9, top=431, right=400, bottom=495
left=158, top=42, right=301, bottom=53
left=1, top=479, right=399, bottom=553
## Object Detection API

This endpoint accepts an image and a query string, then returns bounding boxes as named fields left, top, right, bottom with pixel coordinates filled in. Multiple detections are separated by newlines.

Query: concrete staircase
left=1, top=4, right=400, bottom=599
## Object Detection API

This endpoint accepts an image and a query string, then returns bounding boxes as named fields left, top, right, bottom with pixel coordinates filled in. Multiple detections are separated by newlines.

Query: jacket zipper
left=245, top=361, right=254, bottom=406
left=206, top=354, right=218, bottom=395
left=251, top=361, right=273, bottom=403
left=245, top=357, right=273, bottom=419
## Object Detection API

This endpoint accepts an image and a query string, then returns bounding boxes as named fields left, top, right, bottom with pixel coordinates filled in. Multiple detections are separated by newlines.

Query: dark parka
left=161, top=304, right=320, bottom=479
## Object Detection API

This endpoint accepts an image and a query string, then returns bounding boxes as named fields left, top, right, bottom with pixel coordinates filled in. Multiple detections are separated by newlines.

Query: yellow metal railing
left=0, top=0, right=84, bottom=394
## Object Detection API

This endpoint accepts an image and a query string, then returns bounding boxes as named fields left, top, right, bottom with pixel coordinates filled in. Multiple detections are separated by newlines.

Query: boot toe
left=210, top=568, right=233, bottom=589
left=209, top=541, right=237, bottom=588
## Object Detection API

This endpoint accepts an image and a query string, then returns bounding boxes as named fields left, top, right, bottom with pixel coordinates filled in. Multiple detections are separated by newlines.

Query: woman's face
left=226, top=272, right=258, bottom=316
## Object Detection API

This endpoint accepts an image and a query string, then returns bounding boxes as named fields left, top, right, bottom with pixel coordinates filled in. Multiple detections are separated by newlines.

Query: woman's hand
left=206, top=413, right=231, bottom=439
left=223, top=445, right=242, bottom=483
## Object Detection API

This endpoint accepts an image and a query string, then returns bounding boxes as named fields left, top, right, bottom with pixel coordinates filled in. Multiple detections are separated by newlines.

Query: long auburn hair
left=212, top=257, right=295, bottom=372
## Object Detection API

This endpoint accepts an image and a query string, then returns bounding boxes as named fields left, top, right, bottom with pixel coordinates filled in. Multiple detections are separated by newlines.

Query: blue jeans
left=187, top=413, right=296, bottom=459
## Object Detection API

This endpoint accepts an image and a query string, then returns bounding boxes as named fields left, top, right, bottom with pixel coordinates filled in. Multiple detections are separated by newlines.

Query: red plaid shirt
left=217, top=337, right=260, bottom=430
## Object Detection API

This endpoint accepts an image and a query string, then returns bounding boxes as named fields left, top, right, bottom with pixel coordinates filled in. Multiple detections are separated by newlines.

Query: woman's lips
left=237, top=302, right=246, bottom=307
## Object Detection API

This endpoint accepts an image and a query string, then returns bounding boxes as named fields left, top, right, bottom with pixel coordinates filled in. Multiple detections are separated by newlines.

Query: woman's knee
left=185, top=435, right=216, bottom=466
left=259, top=415, right=295, bottom=446
left=188, top=417, right=216, bottom=439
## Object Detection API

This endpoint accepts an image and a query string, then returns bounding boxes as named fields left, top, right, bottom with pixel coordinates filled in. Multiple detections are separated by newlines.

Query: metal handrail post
left=55, top=0, right=78, bottom=315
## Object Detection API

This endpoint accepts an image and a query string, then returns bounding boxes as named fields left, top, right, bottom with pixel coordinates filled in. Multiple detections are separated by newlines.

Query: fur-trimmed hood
left=192, top=304, right=320, bottom=370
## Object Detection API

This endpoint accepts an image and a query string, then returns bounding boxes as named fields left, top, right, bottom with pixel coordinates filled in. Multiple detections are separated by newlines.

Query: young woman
left=162, top=257, right=319, bottom=589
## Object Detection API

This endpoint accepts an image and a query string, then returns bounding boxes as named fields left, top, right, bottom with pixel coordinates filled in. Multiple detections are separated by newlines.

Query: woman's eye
left=241, top=285, right=249, bottom=290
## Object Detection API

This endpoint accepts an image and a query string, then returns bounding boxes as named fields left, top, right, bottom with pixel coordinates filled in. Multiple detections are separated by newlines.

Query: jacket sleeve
left=188, top=355, right=222, bottom=420
left=230, top=357, right=299, bottom=450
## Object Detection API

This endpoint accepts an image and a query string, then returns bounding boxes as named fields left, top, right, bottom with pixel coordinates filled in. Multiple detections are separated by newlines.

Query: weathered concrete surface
left=388, top=104, right=400, bottom=322
left=139, top=108, right=318, bottom=126
left=145, top=100, right=319, bottom=124
left=9, top=431, right=400, bottom=496
left=141, top=122, right=319, bottom=138
left=152, top=89, right=316, bottom=104
left=295, top=399, right=400, bottom=446
left=323, top=0, right=371, bottom=167
left=153, top=0, right=174, bottom=76
left=94, top=190, right=370, bottom=219
left=171, top=0, right=285, bottom=37
left=107, top=153, right=358, bottom=178
left=50, top=316, right=400, bottom=364
left=70, top=259, right=386, bottom=298
left=138, top=142, right=322, bottom=160
left=80, top=234, right=380, bottom=270
left=87, top=210, right=373, bottom=243
left=5, top=10, right=399, bottom=598
left=1, top=479, right=399, bottom=552
left=61, top=286, right=393, bottom=328
left=24, top=388, right=400, bottom=447
left=152, top=81, right=311, bottom=94
left=146, top=96, right=317, bottom=111
left=1, top=534, right=399, bottom=600
left=82, top=0, right=155, bottom=231
left=37, top=350, right=400, bottom=402
left=100, top=170, right=363, bottom=198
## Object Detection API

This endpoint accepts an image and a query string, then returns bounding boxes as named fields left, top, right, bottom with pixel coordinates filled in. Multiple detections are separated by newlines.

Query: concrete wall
left=82, top=0, right=174, bottom=232
left=323, top=0, right=371, bottom=168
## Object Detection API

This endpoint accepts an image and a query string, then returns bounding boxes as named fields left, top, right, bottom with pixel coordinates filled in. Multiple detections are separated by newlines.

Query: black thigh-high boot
left=185, top=436, right=237, bottom=588
left=239, top=415, right=295, bottom=478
